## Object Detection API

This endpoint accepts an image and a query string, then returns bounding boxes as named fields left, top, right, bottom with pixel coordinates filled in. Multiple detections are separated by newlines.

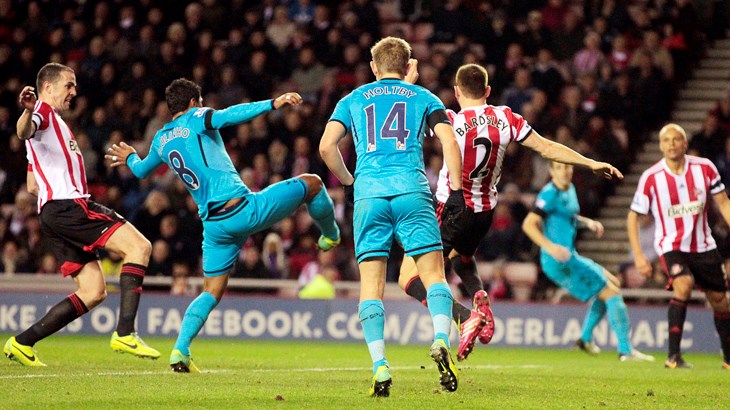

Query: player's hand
left=444, top=189, right=466, bottom=226
left=105, top=142, right=137, bottom=168
left=591, top=161, right=623, bottom=180
left=404, top=59, right=419, bottom=84
left=587, top=219, right=604, bottom=238
left=273, top=92, right=303, bottom=109
left=634, top=254, right=653, bottom=277
left=546, top=243, right=571, bottom=262
left=343, top=183, right=354, bottom=207
left=18, top=86, right=36, bottom=111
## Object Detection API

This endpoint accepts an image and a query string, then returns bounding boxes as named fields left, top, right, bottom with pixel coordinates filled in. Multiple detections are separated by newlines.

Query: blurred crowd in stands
left=0, top=0, right=727, bottom=300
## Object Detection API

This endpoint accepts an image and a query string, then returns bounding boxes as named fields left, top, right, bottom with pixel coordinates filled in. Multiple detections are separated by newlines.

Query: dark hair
left=455, top=64, right=488, bottom=99
left=165, top=78, right=202, bottom=115
left=36, top=63, right=74, bottom=94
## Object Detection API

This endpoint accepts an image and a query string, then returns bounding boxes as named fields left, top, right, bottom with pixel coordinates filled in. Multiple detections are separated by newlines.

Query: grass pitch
left=1, top=334, right=728, bottom=409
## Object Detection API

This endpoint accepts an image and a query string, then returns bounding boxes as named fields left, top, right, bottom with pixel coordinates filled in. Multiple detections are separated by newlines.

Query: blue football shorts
left=353, top=191, right=442, bottom=263
left=541, top=252, right=608, bottom=302
left=201, top=178, right=308, bottom=276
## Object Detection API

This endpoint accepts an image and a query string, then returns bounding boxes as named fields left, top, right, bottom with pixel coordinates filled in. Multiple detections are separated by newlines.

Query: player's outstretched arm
left=627, top=210, right=652, bottom=277
left=521, top=131, right=623, bottom=180
left=16, top=86, right=37, bottom=140
left=576, top=215, right=604, bottom=238
left=106, top=142, right=163, bottom=179
left=208, top=92, right=302, bottom=129
left=522, top=212, right=571, bottom=262
left=319, top=121, right=354, bottom=186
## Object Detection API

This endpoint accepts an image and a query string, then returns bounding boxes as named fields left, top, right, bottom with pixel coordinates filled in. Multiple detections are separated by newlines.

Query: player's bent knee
left=78, top=288, right=107, bottom=308
left=297, top=174, right=323, bottom=200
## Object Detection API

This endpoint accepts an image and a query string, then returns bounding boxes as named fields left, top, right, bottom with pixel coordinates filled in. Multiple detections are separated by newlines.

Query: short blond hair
left=455, top=64, right=489, bottom=99
left=370, top=36, right=411, bottom=76
left=659, top=123, right=687, bottom=141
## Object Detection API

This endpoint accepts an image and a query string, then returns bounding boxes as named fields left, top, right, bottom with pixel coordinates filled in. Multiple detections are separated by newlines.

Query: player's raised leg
left=298, top=174, right=340, bottom=251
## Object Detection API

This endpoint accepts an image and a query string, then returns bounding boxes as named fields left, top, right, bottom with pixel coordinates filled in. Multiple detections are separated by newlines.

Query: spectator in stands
left=630, top=30, right=674, bottom=82
left=630, top=49, right=669, bottom=131
left=485, top=263, right=513, bottom=300
left=710, top=93, right=730, bottom=133
left=521, top=10, right=551, bottom=58
left=573, top=31, right=606, bottom=77
left=689, top=113, right=726, bottom=160
left=262, top=232, right=288, bottom=279
left=531, top=48, right=564, bottom=103
left=148, top=239, right=172, bottom=277
left=501, top=66, right=536, bottom=115
left=170, top=261, right=194, bottom=296
left=234, top=243, right=268, bottom=279
left=290, top=46, right=328, bottom=102
left=551, top=10, right=585, bottom=62
left=714, top=137, right=730, bottom=188
left=132, top=189, right=171, bottom=242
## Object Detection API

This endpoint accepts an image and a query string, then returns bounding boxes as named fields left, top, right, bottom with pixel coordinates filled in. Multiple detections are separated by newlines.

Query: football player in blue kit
left=107, top=79, right=340, bottom=372
left=319, top=37, right=465, bottom=396
left=522, top=161, right=654, bottom=362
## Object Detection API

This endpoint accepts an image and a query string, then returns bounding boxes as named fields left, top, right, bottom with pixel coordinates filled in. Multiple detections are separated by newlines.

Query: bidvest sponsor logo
left=666, top=200, right=704, bottom=218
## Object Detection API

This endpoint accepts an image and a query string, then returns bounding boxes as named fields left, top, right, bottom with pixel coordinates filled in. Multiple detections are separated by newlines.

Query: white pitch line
left=0, top=364, right=548, bottom=380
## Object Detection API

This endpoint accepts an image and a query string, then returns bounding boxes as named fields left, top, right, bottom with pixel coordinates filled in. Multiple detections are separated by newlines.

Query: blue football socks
left=359, top=299, right=388, bottom=374
left=606, top=295, right=632, bottom=355
left=581, top=298, right=607, bottom=343
left=426, top=282, right=453, bottom=348
left=306, top=187, right=340, bottom=240
left=173, top=292, right=218, bottom=356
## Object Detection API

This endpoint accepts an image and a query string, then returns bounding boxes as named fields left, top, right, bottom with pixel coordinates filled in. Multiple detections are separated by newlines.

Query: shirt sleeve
left=328, top=94, right=352, bottom=133
left=32, top=102, right=51, bottom=136
left=504, top=106, right=533, bottom=142
left=630, top=172, right=652, bottom=215
left=533, top=187, right=555, bottom=217
left=706, top=161, right=726, bottom=195
left=204, top=100, right=274, bottom=130
left=127, top=139, right=165, bottom=179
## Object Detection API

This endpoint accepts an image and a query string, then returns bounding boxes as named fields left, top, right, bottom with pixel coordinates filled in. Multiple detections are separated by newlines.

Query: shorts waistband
left=207, top=197, right=249, bottom=221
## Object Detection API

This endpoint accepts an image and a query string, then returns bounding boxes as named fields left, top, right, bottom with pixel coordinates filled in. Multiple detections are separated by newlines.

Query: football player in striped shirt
left=628, top=123, right=730, bottom=369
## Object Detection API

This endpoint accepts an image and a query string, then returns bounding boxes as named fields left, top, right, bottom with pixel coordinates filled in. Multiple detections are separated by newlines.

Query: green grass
left=1, top=334, right=728, bottom=409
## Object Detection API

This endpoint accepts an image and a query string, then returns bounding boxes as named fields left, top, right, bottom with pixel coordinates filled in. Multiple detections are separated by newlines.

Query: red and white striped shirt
left=435, top=104, right=533, bottom=212
left=25, top=100, right=88, bottom=211
left=631, top=155, right=725, bottom=255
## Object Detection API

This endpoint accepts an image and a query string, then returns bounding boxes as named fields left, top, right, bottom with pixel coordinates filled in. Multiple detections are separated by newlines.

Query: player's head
left=165, top=78, right=203, bottom=116
left=658, top=123, right=688, bottom=162
left=36, top=63, right=76, bottom=111
left=549, top=161, right=574, bottom=189
left=454, top=64, right=491, bottom=101
left=370, top=36, right=411, bottom=79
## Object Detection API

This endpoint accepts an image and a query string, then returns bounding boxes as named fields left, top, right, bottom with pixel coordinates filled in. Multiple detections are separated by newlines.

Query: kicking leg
left=298, top=174, right=340, bottom=250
